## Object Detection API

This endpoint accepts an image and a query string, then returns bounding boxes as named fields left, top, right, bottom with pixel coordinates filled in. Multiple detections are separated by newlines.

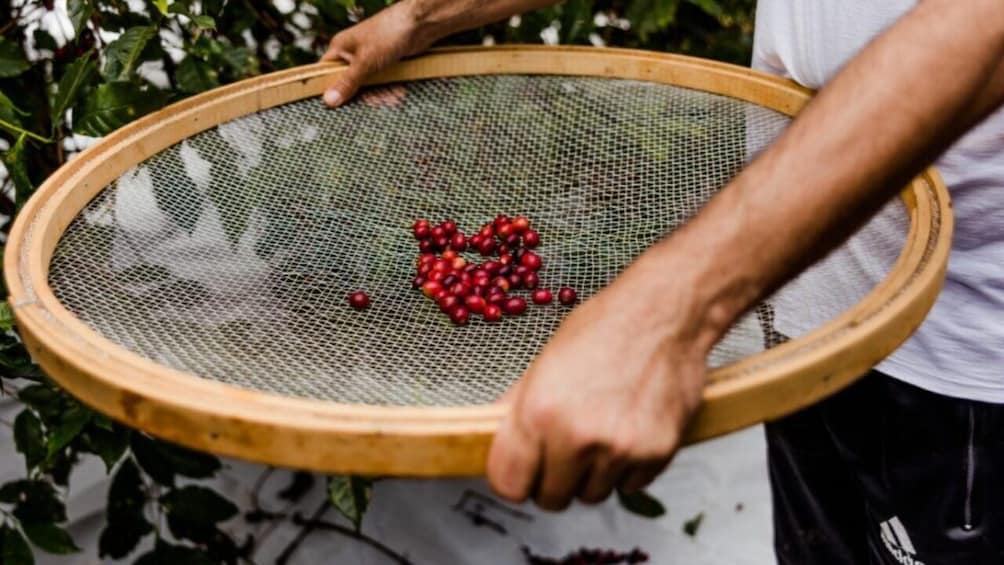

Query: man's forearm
left=407, top=0, right=559, bottom=47
left=622, top=0, right=1004, bottom=353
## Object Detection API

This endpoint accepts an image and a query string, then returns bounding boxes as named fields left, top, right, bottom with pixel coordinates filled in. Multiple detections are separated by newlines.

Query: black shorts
left=765, top=370, right=1004, bottom=565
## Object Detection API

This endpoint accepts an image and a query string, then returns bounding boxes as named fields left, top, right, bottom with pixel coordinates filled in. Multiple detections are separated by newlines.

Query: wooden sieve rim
left=3, top=46, right=952, bottom=476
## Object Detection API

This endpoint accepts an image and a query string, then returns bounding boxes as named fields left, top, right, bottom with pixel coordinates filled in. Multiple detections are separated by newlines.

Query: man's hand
left=319, top=0, right=557, bottom=106
left=320, top=2, right=427, bottom=107
left=486, top=264, right=709, bottom=510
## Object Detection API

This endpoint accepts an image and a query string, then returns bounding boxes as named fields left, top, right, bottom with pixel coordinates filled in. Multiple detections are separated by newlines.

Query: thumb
left=322, top=58, right=373, bottom=108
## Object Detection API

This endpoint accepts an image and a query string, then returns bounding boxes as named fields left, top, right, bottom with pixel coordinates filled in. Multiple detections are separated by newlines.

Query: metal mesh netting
left=47, top=74, right=894, bottom=407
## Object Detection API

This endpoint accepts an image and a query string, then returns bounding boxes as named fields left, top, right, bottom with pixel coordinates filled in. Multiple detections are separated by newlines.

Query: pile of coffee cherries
left=410, top=215, right=577, bottom=325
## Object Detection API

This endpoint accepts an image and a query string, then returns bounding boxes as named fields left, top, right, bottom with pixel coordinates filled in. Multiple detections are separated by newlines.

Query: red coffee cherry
left=348, top=291, right=370, bottom=310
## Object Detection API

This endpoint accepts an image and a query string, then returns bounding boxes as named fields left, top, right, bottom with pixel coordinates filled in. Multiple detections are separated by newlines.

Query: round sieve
left=4, top=46, right=952, bottom=476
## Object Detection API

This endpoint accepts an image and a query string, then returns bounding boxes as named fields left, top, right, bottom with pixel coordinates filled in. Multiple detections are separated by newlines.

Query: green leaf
left=328, top=475, right=372, bottom=531
left=129, top=434, right=177, bottom=486
left=192, top=15, right=216, bottom=30
left=106, top=459, right=146, bottom=519
left=0, top=90, right=28, bottom=126
left=627, top=0, right=680, bottom=39
left=683, top=511, right=704, bottom=537
left=46, top=403, right=91, bottom=460
left=168, top=1, right=192, bottom=15
left=99, top=459, right=152, bottom=559
left=175, top=56, right=219, bottom=94
left=0, top=480, right=30, bottom=503
left=10, top=480, right=66, bottom=523
left=15, top=385, right=61, bottom=420
left=50, top=56, right=97, bottom=131
left=217, top=44, right=258, bottom=77
left=0, top=301, right=13, bottom=331
left=161, top=486, right=238, bottom=524
left=82, top=426, right=129, bottom=472
left=616, top=488, right=666, bottom=518
left=0, top=38, right=30, bottom=78
left=98, top=518, right=152, bottom=559
left=0, top=525, right=33, bottom=565
left=685, top=0, right=723, bottom=18
left=277, top=471, right=314, bottom=502
left=130, top=434, right=220, bottom=485
left=13, top=410, right=45, bottom=472
left=134, top=541, right=215, bottom=565
left=21, top=522, right=79, bottom=554
left=3, top=134, right=33, bottom=210
left=74, top=81, right=168, bottom=136
left=102, top=26, right=158, bottom=80
left=153, top=0, right=170, bottom=15
left=67, top=0, right=93, bottom=35
left=32, top=29, right=58, bottom=52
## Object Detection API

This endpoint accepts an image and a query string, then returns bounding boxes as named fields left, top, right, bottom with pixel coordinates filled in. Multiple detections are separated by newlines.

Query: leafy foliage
left=0, top=0, right=752, bottom=562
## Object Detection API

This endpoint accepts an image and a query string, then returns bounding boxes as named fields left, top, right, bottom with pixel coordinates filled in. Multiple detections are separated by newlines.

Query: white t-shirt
left=753, top=1, right=1004, bottom=402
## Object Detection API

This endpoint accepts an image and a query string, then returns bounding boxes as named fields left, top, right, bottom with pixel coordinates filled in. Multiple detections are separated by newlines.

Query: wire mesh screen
left=49, top=74, right=858, bottom=407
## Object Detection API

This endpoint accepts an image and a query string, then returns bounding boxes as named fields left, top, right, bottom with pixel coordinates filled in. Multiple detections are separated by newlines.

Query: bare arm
left=488, top=0, right=1004, bottom=508
left=319, top=0, right=558, bottom=105
left=623, top=0, right=1004, bottom=357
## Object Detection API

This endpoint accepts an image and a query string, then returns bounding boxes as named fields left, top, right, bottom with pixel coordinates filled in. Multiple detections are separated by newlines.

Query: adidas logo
left=879, top=516, right=925, bottom=565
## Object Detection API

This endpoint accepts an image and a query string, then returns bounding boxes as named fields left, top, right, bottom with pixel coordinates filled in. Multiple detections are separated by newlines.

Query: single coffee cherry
left=470, top=234, right=484, bottom=249
left=438, top=294, right=460, bottom=313
left=450, top=233, right=467, bottom=251
left=479, top=225, right=494, bottom=238
left=449, top=306, right=470, bottom=326
left=432, top=289, right=449, bottom=302
left=419, top=240, right=435, bottom=253
left=499, top=253, right=513, bottom=266
left=422, top=281, right=443, bottom=298
left=520, top=251, right=542, bottom=271
left=497, top=223, right=514, bottom=239
left=433, top=235, right=450, bottom=250
left=483, top=304, right=503, bottom=322
left=412, top=276, right=426, bottom=289
left=472, top=284, right=488, bottom=297
left=442, top=274, right=459, bottom=288
left=523, top=230, right=540, bottom=248
left=523, top=272, right=540, bottom=290
left=464, top=295, right=486, bottom=314
left=558, top=287, right=577, bottom=305
left=511, top=216, right=530, bottom=233
left=487, top=291, right=506, bottom=306
left=428, top=270, right=446, bottom=283
left=508, top=273, right=522, bottom=289
left=348, top=291, right=370, bottom=310
left=515, top=265, right=530, bottom=277
left=504, top=233, right=520, bottom=248
left=465, top=264, right=480, bottom=274
left=413, top=219, right=430, bottom=231
left=491, top=276, right=511, bottom=293
left=418, top=263, right=433, bottom=277
left=493, top=214, right=510, bottom=228
left=483, top=261, right=501, bottom=275
left=430, top=226, right=446, bottom=240
left=503, top=296, right=527, bottom=316
left=451, top=257, right=467, bottom=271
left=419, top=252, right=436, bottom=265
left=450, top=282, right=472, bottom=297
left=532, top=289, right=553, bottom=305
left=483, top=305, right=501, bottom=323
left=477, top=238, right=496, bottom=256
left=441, top=249, right=458, bottom=261
left=441, top=220, right=458, bottom=236
left=413, top=224, right=431, bottom=240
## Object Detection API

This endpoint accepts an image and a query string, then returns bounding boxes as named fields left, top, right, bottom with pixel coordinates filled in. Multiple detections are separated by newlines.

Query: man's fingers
left=577, top=456, right=627, bottom=504
left=618, top=461, right=668, bottom=494
left=486, top=411, right=541, bottom=503
left=533, top=441, right=591, bottom=511
left=323, top=59, right=373, bottom=108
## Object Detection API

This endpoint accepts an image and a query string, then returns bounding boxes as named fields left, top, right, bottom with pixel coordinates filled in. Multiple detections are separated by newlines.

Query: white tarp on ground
left=1, top=393, right=774, bottom=564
